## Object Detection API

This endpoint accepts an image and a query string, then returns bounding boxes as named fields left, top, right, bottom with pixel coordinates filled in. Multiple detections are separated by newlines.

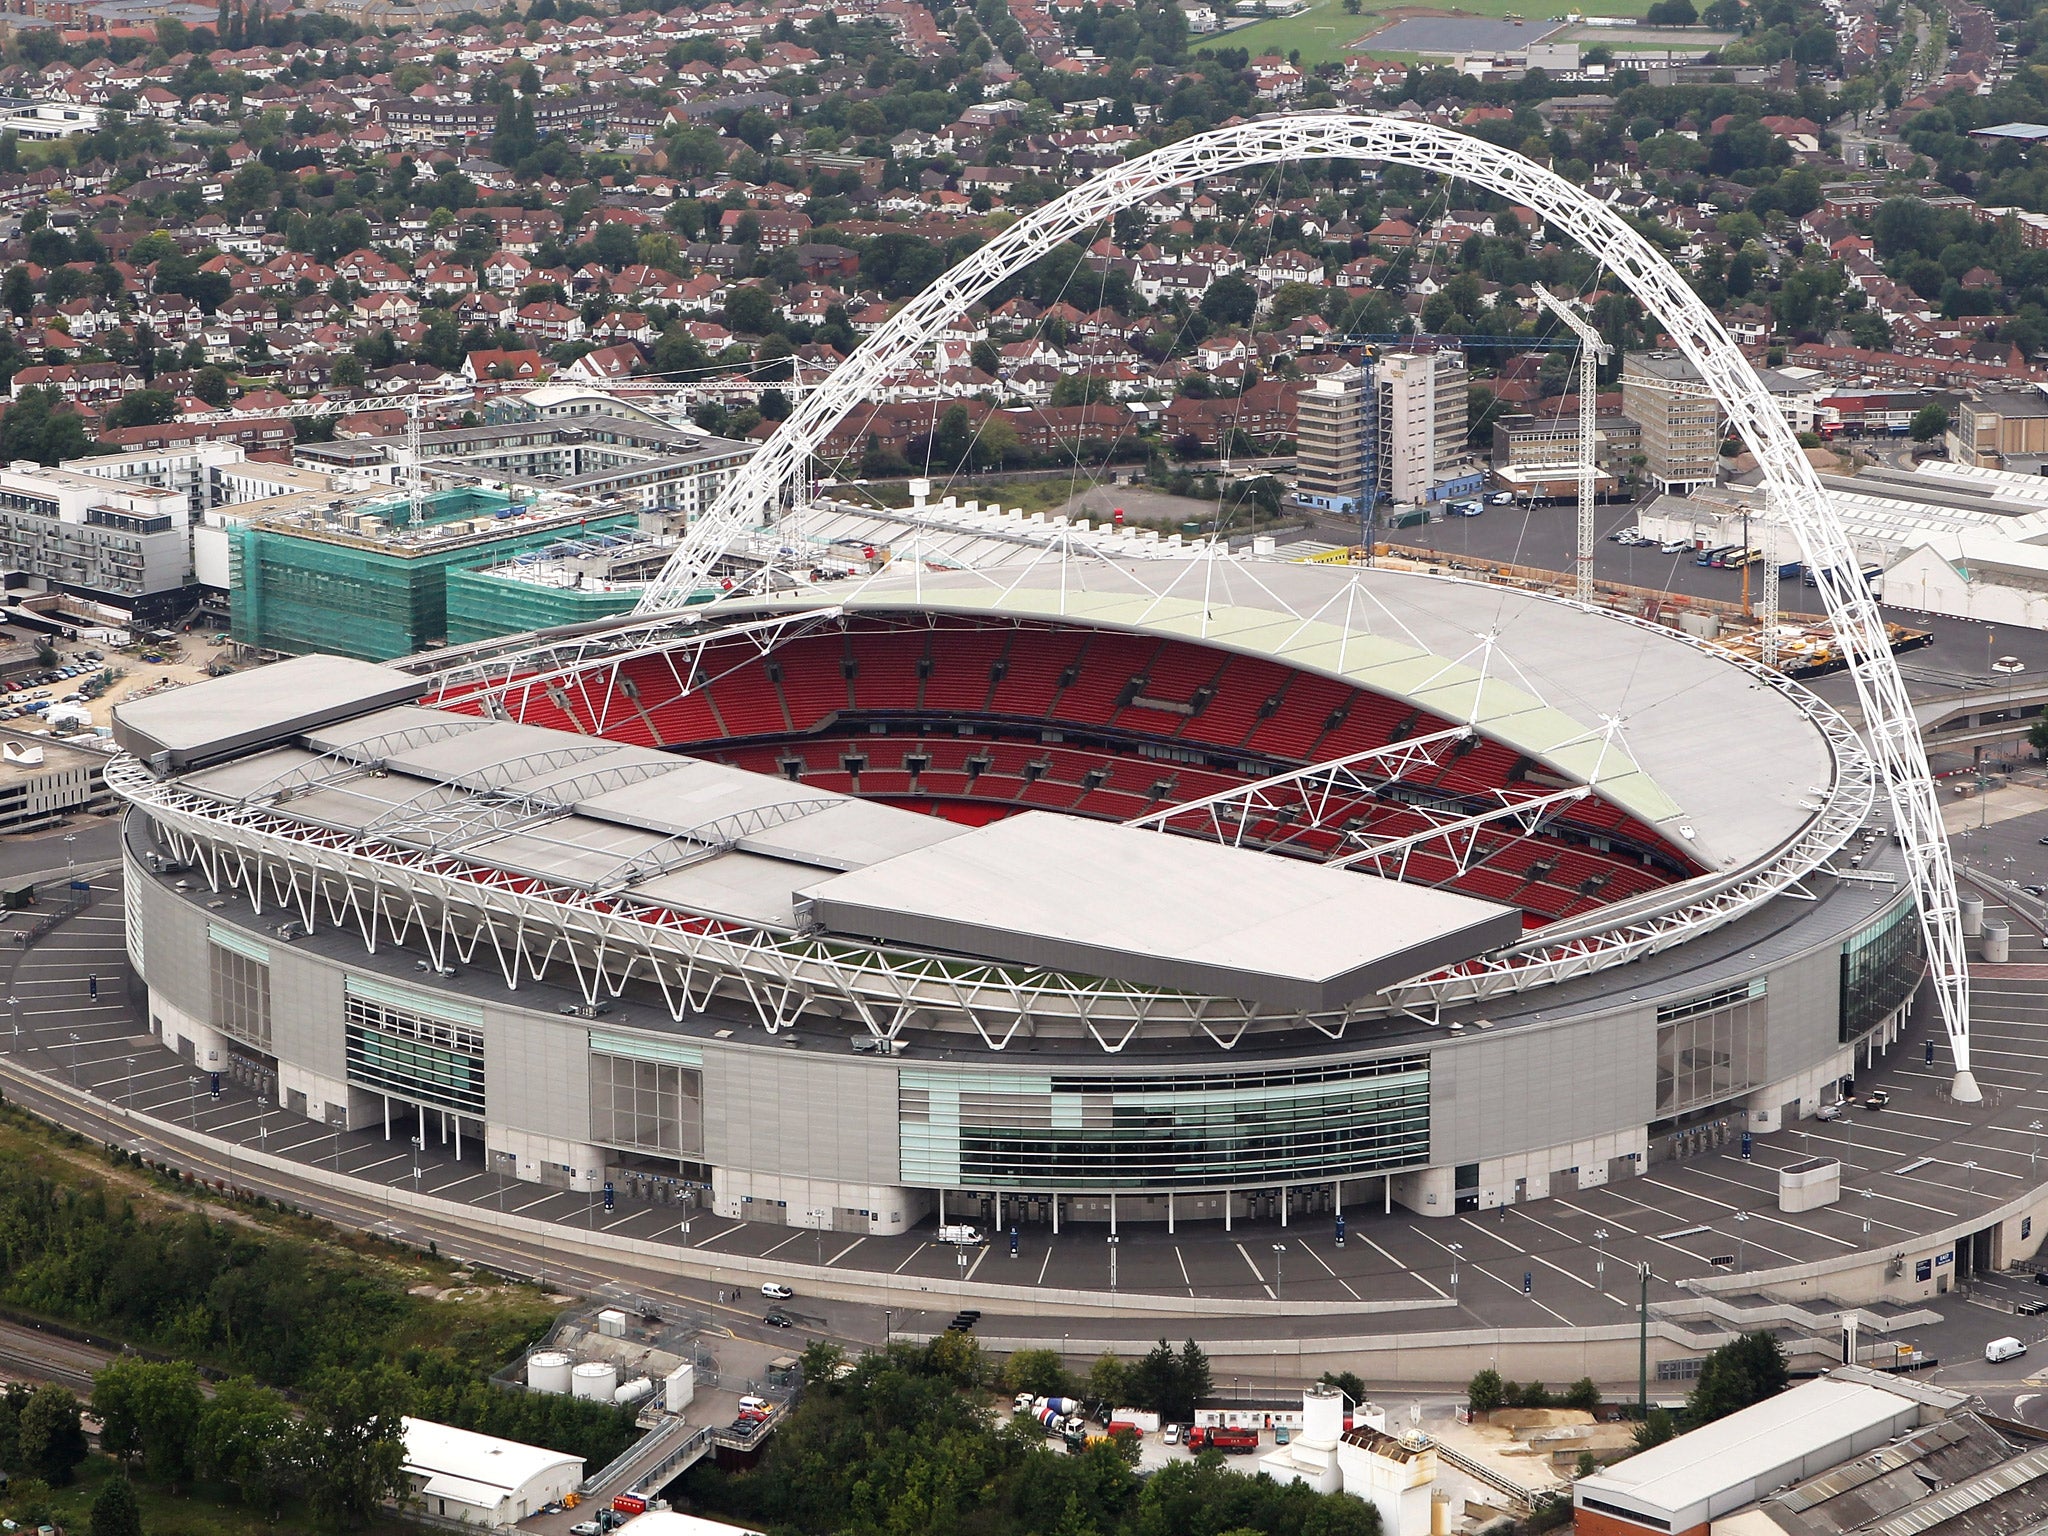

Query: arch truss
left=635, top=112, right=1977, bottom=1099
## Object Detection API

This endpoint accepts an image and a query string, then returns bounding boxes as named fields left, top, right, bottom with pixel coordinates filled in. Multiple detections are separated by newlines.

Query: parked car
left=1862, top=1089, right=1890, bottom=1110
left=1163, top=1423, right=1182, bottom=1446
left=763, top=1310, right=794, bottom=1329
left=761, top=1282, right=794, bottom=1300
left=571, top=1522, right=603, bottom=1534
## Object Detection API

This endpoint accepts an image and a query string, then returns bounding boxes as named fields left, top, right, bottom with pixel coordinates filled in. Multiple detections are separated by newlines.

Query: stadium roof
left=805, top=812, right=1521, bottom=1009
left=138, top=658, right=1523, bottom=1006
left=730, top=554, right=1838, bottom=872
left=114, top=654, right=426, bottom=771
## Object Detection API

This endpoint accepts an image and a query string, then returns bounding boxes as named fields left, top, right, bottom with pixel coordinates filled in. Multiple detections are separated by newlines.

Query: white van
left=1986, top=1336, right=2028, bottom=1363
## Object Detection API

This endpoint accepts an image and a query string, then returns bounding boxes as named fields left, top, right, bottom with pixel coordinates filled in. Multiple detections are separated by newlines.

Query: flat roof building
left=400, top=1418, right=582, bottom=1528
left=1574, top=1372, right=1967, bottom=1536
left=1623, top=352, right=1724, bottom=494
left=1948, top=384, right=2048, bottom=468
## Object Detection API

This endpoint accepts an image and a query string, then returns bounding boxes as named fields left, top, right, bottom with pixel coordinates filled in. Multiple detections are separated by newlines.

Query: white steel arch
left=635, top=111, right=1979, bottom=1100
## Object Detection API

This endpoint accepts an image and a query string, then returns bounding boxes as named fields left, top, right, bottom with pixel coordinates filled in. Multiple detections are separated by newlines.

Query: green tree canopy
left=1, top=387, right=99, bottom=464
left=88, top=1477, right=143, bottom=1536
left=93, top=1359, right=203, bottom=1489
left=1686, top=1331, right=1788, bottom=1428
left=18, top=1385, right=87, bottom=1485
left=1199, top=273, right=1257, bottom=327
left=297, top=1365, right=410, bottom=1528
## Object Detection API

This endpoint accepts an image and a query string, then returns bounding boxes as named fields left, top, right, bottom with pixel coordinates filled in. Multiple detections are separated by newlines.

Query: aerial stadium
left=102, top=115, right=1969, bottom=1243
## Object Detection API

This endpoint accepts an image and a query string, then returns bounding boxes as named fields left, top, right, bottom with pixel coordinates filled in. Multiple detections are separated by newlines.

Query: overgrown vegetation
left=684, top=1334, right=1380, bottom=1536
left=0, top=1107, right=637, bottom=1469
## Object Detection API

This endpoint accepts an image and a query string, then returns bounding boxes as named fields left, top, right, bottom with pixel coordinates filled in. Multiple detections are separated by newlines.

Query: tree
left=93, top=1360, right=203, bottom=1489
left=1645, top=0, right=1697, bottom=22
left=88, top=1478, right=142, bottom=1536
left=2029, top=715, right=2048, bottom=759
left=1633, top=1408, right=1677, bottom=1451
left=798, top=1341, right=846, bottom=1384
left=1686, top=1331, right=1787, bottom=1428
left=1199, top=273, right=1257, bottom=327
left=18, top=1386, right=87, bottom=1485
left=2, top=265, right=31, bottom=318
left=195, top=1379, right=295, bottom=1515
left=1002, top=1349, right=1072, bottom=1399
left=1084, top=1353, right=1129, bottom=1408
left=1467, top=1368, right=1505, bottom=1413
left=190, top=367, right=232, bottom=408
left=103, top=390, right=179, bottom=430
left=297, top=1367, right=410, bottom=1527
left=722, top=284, right=776, bottom=336
left=1910, top=404, right=1949, bottom=441
left=0, top=388, right=96, bottom=466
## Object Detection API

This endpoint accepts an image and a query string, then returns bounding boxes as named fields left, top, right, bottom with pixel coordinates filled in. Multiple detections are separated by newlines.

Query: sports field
left=1217, top=0, right=1659, bottom=67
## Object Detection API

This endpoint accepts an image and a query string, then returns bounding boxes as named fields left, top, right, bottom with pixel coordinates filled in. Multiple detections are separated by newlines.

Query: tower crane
left=1529, top=286, right=1608, bottom=606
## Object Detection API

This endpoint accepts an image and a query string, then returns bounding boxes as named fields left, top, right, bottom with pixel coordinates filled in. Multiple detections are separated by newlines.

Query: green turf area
left=1210, top=0, right=1376, bottom=64
left=1215, top=0, right=1657, bottom=67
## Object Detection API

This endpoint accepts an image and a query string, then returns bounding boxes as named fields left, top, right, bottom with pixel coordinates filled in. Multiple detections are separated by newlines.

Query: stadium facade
left=108, top=554, right=1922, bottom=1236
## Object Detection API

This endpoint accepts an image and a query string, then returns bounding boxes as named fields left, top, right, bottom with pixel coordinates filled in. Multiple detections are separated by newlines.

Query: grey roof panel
left=802, top=811, right=1523, bottom=1009
left=115, top=654, right=427, bottom=770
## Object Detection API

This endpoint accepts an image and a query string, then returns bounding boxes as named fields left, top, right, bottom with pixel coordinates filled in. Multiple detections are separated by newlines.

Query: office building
left=1376, top=349, right=1481, bottom=505
left=1294, top=366, right=1376, bottom=519
left=1623, top=352, right=1724, bottom=492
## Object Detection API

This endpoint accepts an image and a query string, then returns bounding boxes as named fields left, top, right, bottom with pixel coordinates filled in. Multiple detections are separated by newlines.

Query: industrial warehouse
left=104, top=550, right=1923, bottom=1239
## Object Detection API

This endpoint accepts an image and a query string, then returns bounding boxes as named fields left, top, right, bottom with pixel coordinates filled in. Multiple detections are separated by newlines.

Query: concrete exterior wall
left=1431, top=1005, right=1654, bottom=1167
left=125, top=844, right=1879, bottom=1232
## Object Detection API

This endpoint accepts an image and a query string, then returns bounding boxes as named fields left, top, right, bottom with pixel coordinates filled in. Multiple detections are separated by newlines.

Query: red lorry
left=1187, top=1426, right=1259, bottom=1454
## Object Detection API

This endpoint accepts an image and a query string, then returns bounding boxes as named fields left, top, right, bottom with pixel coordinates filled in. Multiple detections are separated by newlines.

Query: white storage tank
left=664, top=1362, right=695, bottom=1413
left=616, top=1376, right=655, bottom=1406
left=527, top=1351, right=574, bottom=1395
left=597, top=1309, right=628, bottom=1338
left=1302, top=1383, right=1344, bottom=1447
left=572, top=1361, right=619, bottom=1401
left=1986, top=919, right=2012, bottom=964
left=1962, top=895, right=1984, bottom=936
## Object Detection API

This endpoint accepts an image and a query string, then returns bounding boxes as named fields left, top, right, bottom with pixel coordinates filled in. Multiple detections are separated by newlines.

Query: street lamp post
left=1272, top=1242, right=1286, bottom=1303
left=2032, top=1121, right=2044, bottom=1175
left=1638, top=1262, right=1652, bottom=1418
left=1594, top=1227, right=1609, bottom=1293
left=1447, top=1241, right=1463, bottom=1310
left=186, top=1074, right=198, bottom=1128
left=66, top=1030, right=78, bottom=1089
left=1734, top=1210, right=1751, bottom=1270
left=123, top=1056, right=134, bottom=1115
left=1107, top=1233, right=1120, bottom=1297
